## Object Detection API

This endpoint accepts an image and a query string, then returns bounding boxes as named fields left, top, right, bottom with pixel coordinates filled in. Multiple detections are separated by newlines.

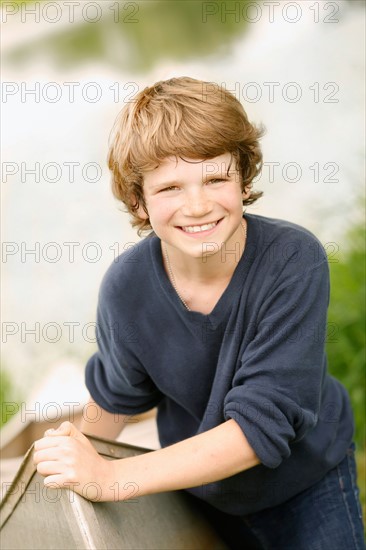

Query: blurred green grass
left=0, top=367, right=20, bottom=428
left=3, top=0, right=251, bottom=73
left=326, top=218, right=365, bottom=524
left=356, top=449, right=365, bottom=526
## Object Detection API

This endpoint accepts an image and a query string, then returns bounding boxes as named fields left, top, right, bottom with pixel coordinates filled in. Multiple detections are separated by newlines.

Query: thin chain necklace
left=164, top=219, right=247, bottom=311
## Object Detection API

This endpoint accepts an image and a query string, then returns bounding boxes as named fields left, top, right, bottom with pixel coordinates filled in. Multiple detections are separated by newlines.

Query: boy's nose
left=181, top=189, right=212, bottom=217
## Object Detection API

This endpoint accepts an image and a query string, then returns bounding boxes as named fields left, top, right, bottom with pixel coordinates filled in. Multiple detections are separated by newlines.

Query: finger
left=34, top=435, right=72, bottom=451
left=44, top=421, right=75, bottom=437
left=44, top=428, right=61, bottom=437
left=33, top=446, right=68, bottom=465
left=51, top=421, right=85, bottom=441
left=36, top=460, right=65, bottom=477
left=34, top=436, right=61, bottom=451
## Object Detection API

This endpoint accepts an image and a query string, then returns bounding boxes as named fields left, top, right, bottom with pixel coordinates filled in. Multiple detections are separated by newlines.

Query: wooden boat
left=0, top=435, right=229, bottom=549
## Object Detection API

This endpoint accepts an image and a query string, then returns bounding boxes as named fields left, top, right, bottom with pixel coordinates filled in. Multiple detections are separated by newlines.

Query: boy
left=34, top=77, right=364, bottom=548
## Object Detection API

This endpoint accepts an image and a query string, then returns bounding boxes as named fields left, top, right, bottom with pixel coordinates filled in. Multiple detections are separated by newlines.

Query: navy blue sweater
left=86, top=214, right=354, bottom=515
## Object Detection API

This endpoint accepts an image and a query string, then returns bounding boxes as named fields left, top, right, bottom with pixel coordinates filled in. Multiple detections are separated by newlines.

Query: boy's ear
left=242, top=186, right=251, bottom=201
left=137, top=204, right=149, bottom=220
left=131, top=193, right=149, bottom=220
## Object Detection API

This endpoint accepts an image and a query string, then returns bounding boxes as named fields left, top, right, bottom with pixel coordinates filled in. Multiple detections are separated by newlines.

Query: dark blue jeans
left=193, top=443, right=365, bottom=549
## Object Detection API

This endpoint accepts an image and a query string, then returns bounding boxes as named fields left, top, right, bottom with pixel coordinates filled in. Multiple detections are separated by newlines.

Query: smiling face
left=141, top=153, right=248, bottom=263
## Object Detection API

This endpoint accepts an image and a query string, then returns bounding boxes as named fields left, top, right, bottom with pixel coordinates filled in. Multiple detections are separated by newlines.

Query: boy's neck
left=161, top=219, right=247, bottom=285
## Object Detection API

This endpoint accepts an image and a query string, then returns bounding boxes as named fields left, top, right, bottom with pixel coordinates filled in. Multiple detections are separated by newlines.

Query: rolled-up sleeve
left=85, top=277, right=163, bottom=415
left=224, top=259, right=329, bottom=469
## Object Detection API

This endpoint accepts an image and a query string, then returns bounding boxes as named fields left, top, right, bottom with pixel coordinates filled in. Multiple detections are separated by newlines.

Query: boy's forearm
left=79, top=397, right=128, bottom=440
left=105, top=419, right=260, bottom=501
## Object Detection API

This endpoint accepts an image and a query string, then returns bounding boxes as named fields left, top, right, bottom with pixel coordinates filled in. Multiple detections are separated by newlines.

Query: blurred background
left=1, top=0, right=365, bottom=516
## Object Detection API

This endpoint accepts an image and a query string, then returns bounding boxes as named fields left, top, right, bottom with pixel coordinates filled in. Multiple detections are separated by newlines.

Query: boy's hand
left=33, top=421, right=115, bottom=501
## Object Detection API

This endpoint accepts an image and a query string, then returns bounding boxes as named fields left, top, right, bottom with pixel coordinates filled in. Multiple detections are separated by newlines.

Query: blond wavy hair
left=108, top=77, right=264, bottom=234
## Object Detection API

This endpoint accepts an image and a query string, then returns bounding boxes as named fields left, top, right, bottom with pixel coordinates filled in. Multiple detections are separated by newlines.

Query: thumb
left=44, top=421, right=79, bottom=438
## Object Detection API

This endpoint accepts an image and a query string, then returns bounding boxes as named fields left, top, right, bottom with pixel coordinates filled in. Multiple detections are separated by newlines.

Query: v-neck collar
left=150, top=215, right=259, bottom=329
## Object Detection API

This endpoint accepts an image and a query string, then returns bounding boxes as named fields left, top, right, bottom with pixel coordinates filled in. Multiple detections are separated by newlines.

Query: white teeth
left=182, top=222, right=217, bottom=233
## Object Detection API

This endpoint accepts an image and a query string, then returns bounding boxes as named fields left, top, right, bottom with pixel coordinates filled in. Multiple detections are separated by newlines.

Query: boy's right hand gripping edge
left=33, top=421, right=116, bottom=501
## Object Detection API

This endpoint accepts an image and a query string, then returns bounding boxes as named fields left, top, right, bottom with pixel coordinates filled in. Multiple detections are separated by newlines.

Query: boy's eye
left=159, top=186, right=179, bottom=192
left=157, top=178, right=227, bottom=193
left=207, top=178, right=226, bottom=184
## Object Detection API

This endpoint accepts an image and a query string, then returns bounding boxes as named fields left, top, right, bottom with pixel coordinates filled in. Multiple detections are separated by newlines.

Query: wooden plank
left=92, top=491, right=229, bottom=549
left=1, top=474, right=84, bottom=549
left=61, top=491, right=108, bottom=550
left=0, top=445, right=36, bottom=528
left=0, top=436, right=229, bottom=549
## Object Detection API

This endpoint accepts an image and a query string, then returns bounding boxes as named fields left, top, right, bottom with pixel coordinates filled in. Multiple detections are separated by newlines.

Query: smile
left=180, top=220, right=220, bottom=234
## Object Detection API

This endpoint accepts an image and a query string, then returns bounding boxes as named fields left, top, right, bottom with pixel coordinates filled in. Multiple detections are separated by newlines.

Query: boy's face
left=141, top=152, right=248, bottom=260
